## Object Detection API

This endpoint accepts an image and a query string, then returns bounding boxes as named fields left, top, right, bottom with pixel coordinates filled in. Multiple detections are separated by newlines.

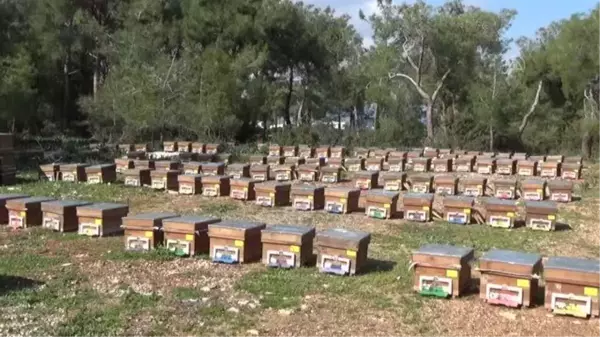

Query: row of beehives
left=118, top=141, right=223, bottom=154
left=0, top=192, right=370, bottom=275
left=412, top=244, right=599, bottom=318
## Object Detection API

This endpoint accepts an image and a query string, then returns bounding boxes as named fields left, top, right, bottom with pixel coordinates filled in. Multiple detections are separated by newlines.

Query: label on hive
left=488, top=216, right=512, bottom=228
left=384, top=181, right=401, bottom=191
left=325, top=201, right=345, bottom=214
left=125, top=177, right=140, bottom=186
left=230, top=172, right=242, bottom=179
left=366, top=164, right=381, bottom=171
left=523, top=191, right=542, bottom=201
left=230, top=188, right=247, bottom=200
left=331, top=152, right=342, bottom=158
left=411, top=184, right=429, bottom=194
left=299, top=172, right=315, bottom=181
left=184, top=169, right=198, bottom=175
left=256, top=196, right=273, bottom=207
left=267, top=250, right=296, bottom=269
left=321, top=174, right=338, bottom=183
left=389, top=164, right=402, bottom=172
left=43, top=217, right=61, bottom=231
left=165, top=145, right=174, bottom=152
left=497, top=166, right=512, bottom=175
left=419, top=276, right=452, bottom=298
left=406, top=210, right=428, bottom=222
left=518, top=168, right=533, bottom=176
left=203, top=185, right=219, bottom=197
left=541, top=169, right=557, bottom=177
left=203, top=171, right=217, bottom=176
left=455, top=164, right=471, bottom=172
left=87, top=174, right=101, bottom=184
left=9, top=214, right=24, bottom=228
left=494, top=188, right=514, bottom=199
left=328, top=163, right=341, bottom=169
left=320, top=254, right=351, bottom=275
left=435, top=186, right=454, bottom=195
left=293, top=198, right=313, bottom=211
left=348, top=164, right=361, bottom=172
left=126, top=236, right=150, bottom=251
left=252, top=174, right=266, bottom=182
left=486, top=284, right=523, bottom=307
left=63, top=172, right=76, bottom=182
left=550, top=192, right=570, bottom=202
left=562, top=171, right=577, bottom=179
left=79, top=223, right=101, bottom=236
left=355, top=179, right=371, bottom=190
left=179, top=184, right=194, bottom=195
left=317, top=151, right=328, bottom=158
left=529, top=219, right=553, bottom=231
left=299, top=151, right=311, bottom=158
left=151, top=179, right=166, bottom=190
left=477, top=166, right=492, bottom=174
left=275, top=172, right=291, bottom=181
left=367, top=206, right=388, bottom=219
left=213, top=246, right=239, bottom=264
left=447, top=212, right=468, bottom=225
left=206, top=149, right=217, bottom=154
left=464, top=187, right=482, bottom=197
left=45, top=172, right=55, bottom=181
left=268, top=150, right=280, bottom=156
left=283, top=150, right=295, bottom=157
left=166, top=239, right=191, bottom=256
left=413, top=164, right=425, bottom=172
left=434, top=165, right=448, bottom=173
left=551, top=293, right=591, bottom=318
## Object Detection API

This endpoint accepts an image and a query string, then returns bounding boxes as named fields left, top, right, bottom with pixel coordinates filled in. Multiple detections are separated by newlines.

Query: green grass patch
left=103, top=247, right=177, bottom=262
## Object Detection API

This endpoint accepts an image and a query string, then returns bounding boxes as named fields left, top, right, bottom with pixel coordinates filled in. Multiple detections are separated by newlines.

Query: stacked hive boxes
left=0, top=133, right=16, bottom=185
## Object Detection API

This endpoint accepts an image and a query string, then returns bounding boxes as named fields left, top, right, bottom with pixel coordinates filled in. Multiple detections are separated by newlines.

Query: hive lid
left=367, top=190, right=399, bottom=198
left=497, top=158, right=516, bottom=164
left=317, top=227, right=370, bottom=243
left=230, top=177, right=258, bottom=183
left=345, top=157, right=363, bottom=163
left=354, top=170, right=378, bottom=177
left=251, top=164, right=270, bottom=170
left=43, top=200, right=91, bottom=208
left=443, top=196, right=475, bottom=205
left=79, top=202, right=128, bottom=210
left=14, top=196, right=56, bottom=204
left=228, top=163, right=250, bottom=169
left=545, top=256, right=600, bottom=274
left=326, top=187, right=360, bottom=194
left=381, top=171, right=406, bottom=179
left=155, top=160, right=179, bottom=164
left=462, top=177, right=486, bottom=184
left=125, top=212, right=179, bottom=220
left=203, top=162, right=225, bottom=167
left=413, top=244, right=474, bottom=258
left=493, top=178, right=517, bottom=184
left=201, top=174, right=229, bottom=181
left=0, top=193, right=29, bottom=201
left=180, top=173, right=203, bottom=178
left=262, top=224, right=315, bottom=235
left=256, top=181, right=291, bottom=188
left=480, top=249, right=541, bottom=266
left=525, top=200, right=558, bottom=211
left=521, top=179, right=545, bottom=186
left=184, top=161, right=203, bottom=166
left=163, top=215, right=221, bottom=224
left=547, top=180, right=574, bottom=188
left=478, top=157, right=495, bottom=163
left=209, top=220, right=265, bottom=230
left=484, top=198, right=516, bottom=206
left=87, top=163, right=116, bottom=169
left=292, top=184, right=324, bottom=192
left=403, top=193, right=434, bottom=201
left=410, top=174, right=433, bottom=182
left=434, top=175, right=457, bottom=183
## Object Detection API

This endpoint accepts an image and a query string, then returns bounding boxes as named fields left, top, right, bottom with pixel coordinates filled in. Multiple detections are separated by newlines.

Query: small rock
left=546, top=314, right=554, bottom=318
left=304, top=295, right=311, bottom=299
left=572, top=320, right=581, bottom=325
left=201, top=286, right=212, bottom=292
left=182, top=299, right=198, bottom=304
left=300, top=304, right=308, bottom=311
left=248, top=303, right=257, bottom=309
left=265, top=291, right=273, bottom=295
left=227, top=307, right=240, bottom=314
left=246, top=329, right=259, bottom=336
left=322, top=284, right=329, bottom=289
left=499, top=311, right=516, bottom=320
left=202, top=297, right=210, bottom=303
left=238, top=299, right=249, bottom=306
left=278, top=309, right=293, bottom=316
left=61, top=263, right=72, bottom=267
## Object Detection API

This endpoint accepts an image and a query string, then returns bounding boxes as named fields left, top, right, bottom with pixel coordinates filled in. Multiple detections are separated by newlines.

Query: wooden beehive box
left=403, top=193, right=434, bottom=222
left=320, top=166, right=341, bottom=183
left=261, top=225, right=316, bottom=268
left=201, top=175, right=230, bottom=197
left=365, top=157, right=383, bottom=171
left=230, top=178, right=258, bottom=201
left=122, top=212, right=178, bottom=251
left=254, top=181, right=291, bottom=207
left=155, top=160, right=180, bottom=172
left=483, top=198, right=517, bottom=228
left=520, top=179, right=546, bottom=201
left=284, top=156, right=305, bottom=166
left=544, top=256, right=600, bottom=318
left=546, top=154, right=564, bottom=163
left=381, top=172, right=407, bottom=192
left=133, top=159, right=155, bottom=170
left=41, top=200, right=91, bottom=232
left=60, top=163, right=88, bottom=182
left=150, top=169, right=179, bottom=191
left=443, top=196, right=474, bottom=225
left=330, top=146, right=345, bottom=159
left=512, top=152, right=528, bottom=160
left=179, top=152, right=199, bottom=162
left=462, top=177, right=487, bottom=197
left=85, top=164, right=116, bottom=184
left=127, top=150, right=147, bottom=160
left=76, top=203, right=128, bottom=237
left=215, top=153, right=231, bottom=165
left=178, top=141, right=192, bottom=153
left=316, top=146, right=331, bottom=159
left=413, top=157, right=431, bottom=172
left=163, top=141, right=178, bottom=152
left=387, top=156, right=405, bottom=172
left=492, top=178, right=517, bottom=199
left=479, top=249, right=542, bottom=308
left=40, top=163, right=60, bottom=181
left=454, top=156, right=475, bottom=172
left=305, top=157, right=326, bottom=167
left=297, top=164, right=319, bottom=182
left=227, top=163, right=250, bottom=179
left=406, top=151, right=422, bottom=171
left=266, top=156, right=284, bottom=166
left=563, top=156, right=582, bottom=165
left=268, top=144, right=283, bottom=156
left=353, top=147, right=370, bottom=158
left=182, top=161, right=202, bottom=175
left=353, top=171, right=378, bottom=190
left=249, top=164, right=270, bottom=182
left=291, top=185, right=325, bottom=211
left=272, top=164, right=295, bottom=181
left=439, top=148, right=453, bottom=156
left=496, top=159, right=516, bottom=175
left=191, top=142, right=205, bottom=153
left=365, top=190, right=399, bottom=219
left=123, top=168, right=151, bottom=187
left=477, top=157, right=496, bottom=174
left=547, top=180, right=573, bottom=202
left=432, top=158, right=452, bottom=173
left=517, top=160, right=537, bottom=176
left=561, top=163, right=582, bottom=180
left=409, top=174, right=433, bottom=194
left=529, top=155, right=546, bottom=168
left=345, top=158, right=364, bottom=172
left=0, top=193, right=28, bottom=224
left=316, top=228, right=371, bottom=276
left=482, top=151, right=496, bottom=157
left=327, top=157, right=344, bottom=169
left=118, top=143, right=134, bottom=153
left=205, top=143, right=221, bottom=154
left=540, top=161, right=561, bottom=178
left=434, top=175, right=458, bottom=195
left=298, top=145, right=314, bottom=158
left=525, top=201, right=558, bottom=231
left=162, top=215, right=221, bottom=256
left=423, top=148, right=439, bottom=159
left=178, top=174, right=202, bottom=195
left=412, top=244, right=475, bottom=298
left=6, top=196, right=56, bottom=228
left=249, top=155, right=266, bottom=166
left=200, top=162, right=224, bottom=176
left=114, top=159, right=133, bottom=173
left=324, top=187, right=360, bottom=214
left=495, top=152, right=513, bottom=159
left=208, top=220, right=266, bottom=264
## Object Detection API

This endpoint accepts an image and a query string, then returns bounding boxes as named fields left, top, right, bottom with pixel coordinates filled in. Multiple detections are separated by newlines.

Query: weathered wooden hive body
left=327, top=157, right=344, bottom=169
left=254, top=181, right=291, bottom=207
left=268, top=145, right=283, bottom=157
left=85, top=164, right=116, bottom=184
left=409, top=174, right=433, bottom=194
left=154, top=160, right=180, bottom=172
left=230, top=178, right=258, bottom=200
left=443, top=196, right=474, bottom=225
left=59, top=163, right=88, bottom=182
left=316, top=146, right=331, bottom=160
left=114, top=159, right=133, bottom=174
left=493, top=178, right=517, bottom=200
left=76, top=202, right=129, bottom=237
left=432, top=158, right=452, bottom=173
left=202, top=162, right=225, bottom=176
left=123, top=168, right=151, bottom=187
left=6, top=196, right=56, bottom=228
left=290, top=185, right=325, bottom=211
left=191, top=142, right=205, bottom=154
left=122, top=212, right=179, bottom=251
left=272, top=164, right=295, bottom=181
left=412, top=157, right=431, bottom=172
left=201, top=175, right=230, bottom=197
left=249, top=164, right=270, bottom=182
left=561, top=162, right=582, bottom=180
left=182, top=161, right=202, bottom=175
left=345, top=158, right=365, bottom=172
left=381, top=172, right=407, bottom=192
left=177, top=141, right=192, bottom=152
left=520, top=179, right=546, bottom=201
left=163, top=215, right=221, bottom=256
left=330, top=146, right=345, bottom=159
left=483, top=198, right=517, bottom=228
left=524, top=201, right=558, bottom=231
left=496, top=159, right=516, bottom=175
left=454, top=155, right=475, bottom=172
left=365, top=157, right=383, bottom=171
left=434, top=175, right=458, bottom=195
left=403, top=193, right=434, bottom=222
left=261, top=225, right=315, bottom=269
left=315, top=228, right=371, bottom=276
left=150, top=169, right=180, bottom=192
left=320, top=166, right=342, bottom=183
left=352, top=147, right=369, bottom=158
left=297, top=164, right=320, bottom=182
left=540, top=161, right=560, bottom=178
left=41, top=200, right=91, bottom=232
left=266, top=155, right=284, bottom=166
left=477, top=157, right=496, bottom=175
left=177, top=174, right=202, bottom=195
left=324, top=187, right=360, bottom=214
left=353, top=171, right=378, bottom=190
left=0, top=194, right=29, bottom=224
left=282, top=145, right=298, bottom=157
left=163, top=141, right=178, bottom=152
left=547, top=180, right=573, bottom=202
left=133, top=159, right=155, bottom=170
left=208, top=220, right=266, bottom=264
left=365, top=190, right=399, bottom=219
left=517, top=160, right=537, bottom=176
left=298, top=145, right=314, bottom=158
left=249, top=155, right=266, bottom=166
left=461, top=177, right=487, bottom=197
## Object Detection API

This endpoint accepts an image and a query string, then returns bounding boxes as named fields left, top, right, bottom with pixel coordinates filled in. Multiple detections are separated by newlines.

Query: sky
left=296, top=0, right=598, bottom=59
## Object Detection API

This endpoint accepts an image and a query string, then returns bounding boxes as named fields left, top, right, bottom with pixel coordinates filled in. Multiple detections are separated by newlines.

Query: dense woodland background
left=0, top=0, right=599, bottom=158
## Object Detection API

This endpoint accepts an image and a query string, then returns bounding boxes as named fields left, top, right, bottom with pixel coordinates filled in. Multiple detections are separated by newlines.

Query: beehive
left=178, top=174, right=202, bottom=195
left=496, top=159, right=516, bottom=175
left=544, top=256, right=600, bottom=318
left=412, top=157, right=431, bottom=172
left=208, top=220, right=266, bottom=263
left=443, top=196, right=474, bottom=225
left=483, top=198, right=517, bottom=228
left=540, top=161, right=560, bottom=178
left=177, top=152, right=198, bottom=161
left=59, top=163, right=88, bottom=182
left=266, top=156, right=284, bottom=166
left=191, top=142, right=205, bottom=153
left=201, top=175, right=230, bottom=197
left=403, top=193, right=434, bottom=222
left=330, top=146, right=345, bottom=159
left=214, top=153, right=231, bottom=165
left=0, top=194, right=28, bottom=224
left=155, top=160, right=180, bottom=172
left=127, top=150, right=147, bottom=160
left=284, top=156, right=305, bottom=166
left=249, top=155, right=266, bottom=166
left=297, top=164, right=319, bottom=182
left=517, top=160, right=537, bottom=176
left=327, top=157, right=344, bottom=169
left=271, top=164, right=295, bottom=181
left=230, top=178, right=258, bottom=201
left=114, top=159, right=133, bottom=173
left=563, top=156, right=582, bottom=165
left=512, top=152, right=527, bottom=160
left=324, top=187, right=360, bottom=214
left=365, top=190, right=399, bottom=219
left=133, top=159, right=155, bottom=170
left=525, top=201, right=558, bottom=231
left=40, top=163, right=60, bottom=181
left=118, top=143, right=134, bottom=153
left=316, top=146, right=331, bottom=159
left=387, top=156, right=405, bottom=172
left=76, top=202, right=129, bottom=237
left=163, top=216, right=221, bottom=256
left=150, top=169, right=179, bottom=191
left=454, top=156, right=475, bottom=172
left=353, top=171, right=378, bottom=190
left=381, top=172, right=407, bottom=192
left=298, top=145, right=314, bottom=158
left=432, top=158, right=452, bottom=173
left=547, top=180, right=573, bottom=202
left=254, top=181, right=291, bottom=207
left=205, top=143, right=221, bottom=154
left=305, top=157, right=326, bottom=167
left=434, top=175, right=458, bottom=195
left=372, top=149, right=390, bottom=162
left=249, top=164, right=270, bottom=182
left=6, top=196, right=56, bottom=228
left=177, top=141, right=192, bottom=152
left=316, top=228, right=371, bottom=276
left=365, top=157, right=383, bottom=171
left=200, top=162, right=224, bottom=176
left=467, top=150, right=482, bottom=156
left=462, top=177, right=487, bottom=197
left=261, top=225, right=316, bottom=268
left=409, top=174, right=433, bottom=194
left=123, top=168, right=151, bottom=187
left=406, top=151, right=422, bottom=171
left=545, top=155, right=564, bottom=163
left=438, top=148, right=453, bottom=156
left=520, top=179, right=546, bottom=201
left=482, top=151, right=496, bottom=157
left=477, top=157, right=496, bottom=174
left=163, top=141, right=177, bottom=152
left=269, top=145, right=283, bottom=156
left=492, top=178, right=517, bottom=199
left=412, top=244, right=475, bottom=298
left=561, top=163, right=582, bottom=180
left=529, top=155, right=546, bottom=168
left=290, top=185, right=325, bottom=211
left=345, top=158, right=364, bottom=172
left=423, top=148, right=439, bottom=159
left=353, top=147, right=370, bottom=158
left=496, top=152, right=513, bottom=159
left=227, top=163, right=250, bottom=179
left=181, top=161, right=201, bottom=175
left=320, top=166, right=341, bottom=183
left=85, top=164, right=117, bottom=184
left=122, top=212, right=178, bottom=251
left=41, top=200, right=91, bottom=232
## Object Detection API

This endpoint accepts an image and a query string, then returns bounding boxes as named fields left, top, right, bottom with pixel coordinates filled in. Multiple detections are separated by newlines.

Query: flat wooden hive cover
left=493, top=178, right=517, bottom=185
left=325, top=187, right=360, bottom=196
left=9, top=196, right=55, bottom=206
left=0, top=193, right=29, bottom=201
left=292, top=185, right=324, bottom=193
left=382, top=172, right=406, bottom=179
left=403, top=193, right=434, bottom=202
left=413, top=244, right=474, bottom=259
left=484, top=198, right=516, bottom=207
left=256, top=181, right=291, bottom=190
left=462, top=177, right=486, bottom=184
left=202, top=175, right=229, bottom=183
left=366, top=190, right=399, bottom=199
left=521, top=179, right=545, bottom=188
left=525, top=201, right=558, bottom=213
left=209, top=220, right=265, bottom=231
left=443, top=196, right=474, bottom=207
left=262, top=224, right=315, bottom=236
left=480, top=249, right=541, bottom=267
left=548, top=180, right=574, bottom=189
left=434, top=175, right=457, bottom=184
left=78, top=202, right=127, bottom=211
left=231, top=177, right=257, bottom=184
left=42, top=200, right=91, bottom=212
left=545, top=256, right=600, bottom=274
left=411, top=174, right=433, bottom=182
left=317, top=228, right=371, bottom=246
left=354, top=171, right=378, bottom=178
left=204, top=162, right=225, bottom=168
left=87, top=163, right=115, bottom=170
left=163, top=215, right=221, bottom=231
left=124, top=212, right=179, bottom=221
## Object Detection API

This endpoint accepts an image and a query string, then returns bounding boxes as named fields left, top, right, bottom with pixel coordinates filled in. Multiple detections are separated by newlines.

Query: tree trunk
left=93, top=56, right=99, bottom=100
left=338, top=111, right=342, bottom=130
left=63, top=54, right=71, bottom=128
left=283, top=66, right=293, bottom=125
left=425, top=101, right=434, bottom=143
left=581, top=129, right=591, bottom=159
left=489, top=125, right=494, bottom=151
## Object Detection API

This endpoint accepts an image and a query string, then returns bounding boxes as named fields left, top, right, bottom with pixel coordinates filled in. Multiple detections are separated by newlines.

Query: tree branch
left=431, top=69, right=452, bottom=103
left=402, top=40, right=420, bottom=74
left=388, top=72, right=430, bottom=101
left=518, top=80, right=543, bottom=134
